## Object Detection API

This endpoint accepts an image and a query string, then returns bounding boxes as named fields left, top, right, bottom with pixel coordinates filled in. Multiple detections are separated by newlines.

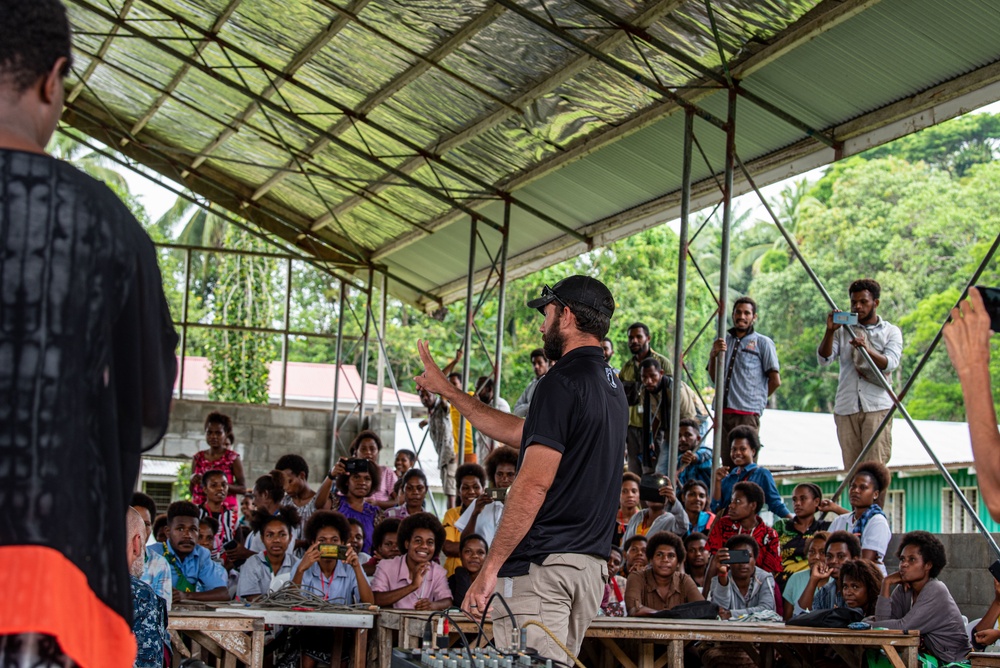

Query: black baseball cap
left=526, top=275, right=615, bottom=318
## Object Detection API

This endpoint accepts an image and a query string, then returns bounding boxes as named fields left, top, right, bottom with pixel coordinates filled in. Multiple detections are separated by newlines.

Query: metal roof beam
left=66, top=0, right=137, bottom=103
left=569, top=0, right=836, bottom=148
left=63, top=97, right=367, bottom=266
left=367, top=0, right=686, bottom=261
left=181, top=0, right=372, bottom=173
left=376, top=0, right=879, bottom=260
left=66, top=0, right=513, bottom=237
left=125, top=0, right=243, bottom=142
left=76, top=0, right=588, bottom=245
left=250, top=2, right=507, bottom=202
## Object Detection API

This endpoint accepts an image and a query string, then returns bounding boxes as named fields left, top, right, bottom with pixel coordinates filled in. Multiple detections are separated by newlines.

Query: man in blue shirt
left=708, top=297, right=781, bottom=467
left=128, top=508, right=168, bottom=668
left=149, top=502, right=229, bottom=604
left=676, top=418, right=712, bottom=489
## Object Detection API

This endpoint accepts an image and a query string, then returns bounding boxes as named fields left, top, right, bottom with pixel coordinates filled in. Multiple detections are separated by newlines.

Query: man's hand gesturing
left=414, top=340, right=452, bottom=397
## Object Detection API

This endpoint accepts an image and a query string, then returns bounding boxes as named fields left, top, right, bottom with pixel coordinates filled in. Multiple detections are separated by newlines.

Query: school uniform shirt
left=454, top=501, right=504, bottom=547
left=828, top=511, right=891, bottom=575
left=620, top=501, right=689, bottom=545
left=371, top=555, right=451, bottom=610
left=294, top=559, right=363, bottom=604
left=237, top=551, right=296, bottom=599
left=148, top=542, right=227, bottom=593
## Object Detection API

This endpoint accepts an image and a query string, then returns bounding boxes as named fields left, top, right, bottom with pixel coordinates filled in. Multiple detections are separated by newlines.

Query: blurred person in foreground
left=0, top=2, right=177, bottom=665
left=943, top=286, right=1000, bottom=521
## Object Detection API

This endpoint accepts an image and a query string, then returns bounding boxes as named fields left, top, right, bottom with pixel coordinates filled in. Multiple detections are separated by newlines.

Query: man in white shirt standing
left=817, top=279, right=903, bottom=468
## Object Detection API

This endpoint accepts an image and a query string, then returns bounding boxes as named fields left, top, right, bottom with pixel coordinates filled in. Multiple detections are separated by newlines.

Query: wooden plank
left=662, top=640, right=683, bottom=668
left=600, top=638, right=638, bottom=668
left=971, top=653, right=1000, bottom=667
left=356, top=627, right=369, bottom=668
left=882, top=645, right=907, bottom=668
left=638, top=641, right=654, bottom=668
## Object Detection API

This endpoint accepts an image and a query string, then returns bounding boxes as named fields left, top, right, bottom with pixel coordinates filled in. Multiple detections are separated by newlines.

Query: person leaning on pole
left=415, top=275, right=627, bottom=664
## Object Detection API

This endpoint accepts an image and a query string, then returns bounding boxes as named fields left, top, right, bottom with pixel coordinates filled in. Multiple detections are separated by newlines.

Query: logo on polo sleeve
left=606, top=367, right=617, bottom=388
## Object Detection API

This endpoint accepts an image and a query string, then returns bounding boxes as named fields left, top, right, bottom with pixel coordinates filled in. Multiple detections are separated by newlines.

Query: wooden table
left=377, top=611, right=922, bottom=668
left=583, top=617, right=921, bottom=668
left=171, top=605, right=376, bottom=668
left=971, top=652, right=1000, bottom=667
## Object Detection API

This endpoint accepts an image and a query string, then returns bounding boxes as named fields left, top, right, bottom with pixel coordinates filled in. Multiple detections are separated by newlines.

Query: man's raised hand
left=415, top=340, right=452, bottom=396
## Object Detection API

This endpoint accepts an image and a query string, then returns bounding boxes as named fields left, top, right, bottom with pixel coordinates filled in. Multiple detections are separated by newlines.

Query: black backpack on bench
left=786, top=607, right=863, bottom=628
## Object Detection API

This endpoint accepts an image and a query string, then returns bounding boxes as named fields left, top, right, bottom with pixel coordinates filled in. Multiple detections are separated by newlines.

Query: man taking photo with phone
left=817, top=278, right=903, bottom=468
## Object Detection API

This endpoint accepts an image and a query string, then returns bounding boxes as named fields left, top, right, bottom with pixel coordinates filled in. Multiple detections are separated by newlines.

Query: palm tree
left=48, top=128, right=130, bottom=192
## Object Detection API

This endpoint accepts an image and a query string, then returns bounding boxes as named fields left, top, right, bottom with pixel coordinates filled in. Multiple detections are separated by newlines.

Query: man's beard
left=129, top=553, right=145, bottom=578
left=543, top=316, right=565, bottom=362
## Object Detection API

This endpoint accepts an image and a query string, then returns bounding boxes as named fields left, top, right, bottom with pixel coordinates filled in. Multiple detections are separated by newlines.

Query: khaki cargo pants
left=492, top=553, right=605, bottom=664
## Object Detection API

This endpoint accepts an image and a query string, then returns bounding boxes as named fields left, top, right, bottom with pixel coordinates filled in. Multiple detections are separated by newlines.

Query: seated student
left=683, top=532, right=710, bottom=589
left=347, top=517, right=371, bottom=564
left=449, top=534, right=488, bottom=605
left=613, top=472, right=642, bottom=546
left=774, top=483, right=830, bottom=591
left=839, top=558, right=883, bottom=617
left=149, top=501, right=229, bottom=604
left=386, top=468, right=428, bottom=519
left=868, top=531, right=971, bottom=664
left=456, top=446, right=518, bottom=546
left=972, top=578, right=1000, bottom=650
left=676, top=418, right=712, bottom=490
left=199, top=469, right=238, bottom=556
left=797, top=530, right=861, bottom=613
left=318, top=457, right=384, bottom=554
left=782, top=531, right=829, bottom=620
left=821, top=461, right=892, bottom=575
left=276, top=454, right=319, bottom=530
left=621, top=478, right=689, bottom=543
left=372, top=512, right=452, bottom=610
left=600, top=545, right=628, bottom=617
left=681, top=480, right=715, bottom=536
left=709, top=534, right=777, bottom=620
left=229, top=470, right=295, bottom=563
left=197, top=516, right=220, bottom=559
left=442, top=463, right=486, bottom=576
left=705, top=481, right=781, bottom=579
left=127, top=508, right=168, bottom=668
left=625, top=532, right=703, bottom=616
left=623, top=535, right=649, bottom=576
left=292, top=510, right=374, bottom=668
left=711, top=426, right=791, bottom=520
left=153, top=513, right=169, bottom=544
left=237, top=507, right=300, bottom=601
left=364, top=517, right=401, bottom=578
left=131, top=492, right=173, bottom=610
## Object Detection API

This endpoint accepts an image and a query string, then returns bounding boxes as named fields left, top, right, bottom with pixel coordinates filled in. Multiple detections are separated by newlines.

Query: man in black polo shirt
left=415, top=275, right=627, bottom=663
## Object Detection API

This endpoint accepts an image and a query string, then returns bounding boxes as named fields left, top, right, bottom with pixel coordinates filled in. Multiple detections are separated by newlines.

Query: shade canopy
left=62, top=0, right=1000, bottom=308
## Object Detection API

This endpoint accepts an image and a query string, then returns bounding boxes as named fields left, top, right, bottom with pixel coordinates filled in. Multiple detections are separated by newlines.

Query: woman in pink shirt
left=372, top=513, right=452, bottom=610
left=350, top=430, right=398, bottom=509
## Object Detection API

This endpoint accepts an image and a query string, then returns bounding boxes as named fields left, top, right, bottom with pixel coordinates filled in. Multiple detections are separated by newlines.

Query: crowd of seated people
left=149, top=396, right=983, bottom=668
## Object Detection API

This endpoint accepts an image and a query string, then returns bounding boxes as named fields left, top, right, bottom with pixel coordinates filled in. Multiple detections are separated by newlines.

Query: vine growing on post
left=206, top=228, right=279, bottom=404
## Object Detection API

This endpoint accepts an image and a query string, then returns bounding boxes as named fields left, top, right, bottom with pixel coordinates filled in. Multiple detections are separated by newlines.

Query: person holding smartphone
left=709, top=534, right=777, bottom=620
left=817, top=278, right=903, bottom=468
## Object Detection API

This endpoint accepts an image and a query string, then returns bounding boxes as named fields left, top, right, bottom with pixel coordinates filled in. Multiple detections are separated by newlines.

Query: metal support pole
left=177, top=248, right=191, bottom=399
left=458, top=218, right=478, bottom=466
left=368, top=305, right=440, bottom=516
left=280, top=257, right=292, bottom=407
left=331, top=281, right=347, bottom=460
left=736, top=156, right=1000, bottom=559
left=358, top=267, right=374, bottom=426
left=710, top=91, right=737, bottom=500
left=494, top=202, right=511, bottom=408
left=664, top=110, right=694, bottom=482
left=376, top=272, right=387, bottom=416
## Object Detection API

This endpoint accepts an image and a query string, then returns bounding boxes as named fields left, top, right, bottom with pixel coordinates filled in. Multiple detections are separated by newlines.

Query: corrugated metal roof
left=62, top=0, right=1000, bottom=307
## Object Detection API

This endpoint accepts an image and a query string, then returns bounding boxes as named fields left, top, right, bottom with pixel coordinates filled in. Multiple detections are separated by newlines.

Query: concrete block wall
left=147, top=399, right=397, bottom=486
left=883, top=532, right=1000, bottom=621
